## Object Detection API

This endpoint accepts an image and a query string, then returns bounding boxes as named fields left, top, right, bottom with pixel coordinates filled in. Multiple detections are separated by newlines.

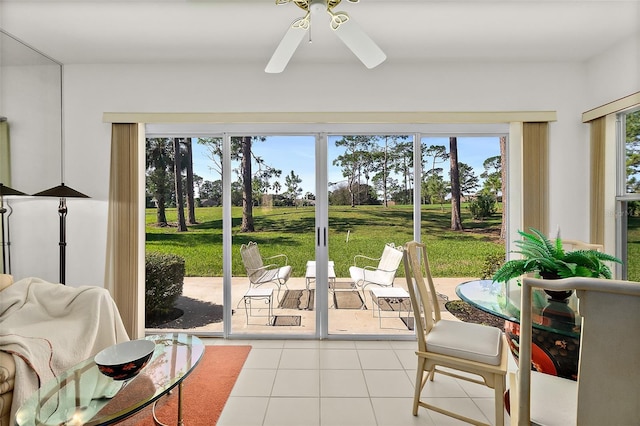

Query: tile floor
left=203, top=338, right=516, bottom=426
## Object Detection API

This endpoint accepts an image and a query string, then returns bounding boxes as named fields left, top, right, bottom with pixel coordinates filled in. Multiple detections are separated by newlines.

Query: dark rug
left=278, top=289, right=315, bottom=310
left=272, top=315, right=302, bottom=326
left=334, top=291, right=366, bottom=309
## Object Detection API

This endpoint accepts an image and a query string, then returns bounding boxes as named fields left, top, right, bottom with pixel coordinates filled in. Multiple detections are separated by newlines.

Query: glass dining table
left=456, top=279, right=581, bottom=380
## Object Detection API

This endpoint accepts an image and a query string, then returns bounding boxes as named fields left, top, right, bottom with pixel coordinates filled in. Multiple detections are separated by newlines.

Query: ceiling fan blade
left=332, top=13, right=386, bottom=69
left=265, top=19, right=309, bottom=73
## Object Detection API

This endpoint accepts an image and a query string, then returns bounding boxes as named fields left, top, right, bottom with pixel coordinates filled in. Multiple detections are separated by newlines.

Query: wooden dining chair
left=509, top=276, right=640, bottom=425
left=403, top=240, right=508, bottom=426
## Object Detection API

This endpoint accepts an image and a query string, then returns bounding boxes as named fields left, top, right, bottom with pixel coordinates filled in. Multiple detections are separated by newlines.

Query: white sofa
left=0, top=275, right=129, bottom=426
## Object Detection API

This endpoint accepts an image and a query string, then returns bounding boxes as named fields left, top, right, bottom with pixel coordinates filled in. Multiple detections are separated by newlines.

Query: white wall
left=9, top=51, right=636, bottom=286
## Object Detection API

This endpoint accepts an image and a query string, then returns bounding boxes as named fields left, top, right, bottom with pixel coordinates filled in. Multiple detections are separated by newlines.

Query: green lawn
left=146, top=204, right=504, bottom=278
left=627, top=216, right=640, bottom=281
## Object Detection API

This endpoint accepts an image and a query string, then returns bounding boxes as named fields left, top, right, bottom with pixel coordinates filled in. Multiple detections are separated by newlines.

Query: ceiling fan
left=265, top=0, right=386, bottom=73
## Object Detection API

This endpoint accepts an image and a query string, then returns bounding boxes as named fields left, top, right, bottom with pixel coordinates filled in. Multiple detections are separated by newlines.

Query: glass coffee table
left=14, top=333, right=204, bottom=426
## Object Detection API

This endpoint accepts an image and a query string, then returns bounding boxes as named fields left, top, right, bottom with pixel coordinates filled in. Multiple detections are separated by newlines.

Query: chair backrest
left=561, top=239, right=603, bottom=252
left=240, top=242, right=264, bottom=281
left=518, top=276, right=640, bottom=425
left=378, top=243, right=404, bottom=275
left=403, top=241, right=440, bottom=353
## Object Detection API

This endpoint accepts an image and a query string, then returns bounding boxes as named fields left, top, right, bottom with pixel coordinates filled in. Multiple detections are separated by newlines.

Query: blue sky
left=191, top=135, right=500, bottom=196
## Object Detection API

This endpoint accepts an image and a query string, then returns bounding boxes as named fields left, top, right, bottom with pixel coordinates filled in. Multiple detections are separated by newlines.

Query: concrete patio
left=146, top=276, right=474, bottom=337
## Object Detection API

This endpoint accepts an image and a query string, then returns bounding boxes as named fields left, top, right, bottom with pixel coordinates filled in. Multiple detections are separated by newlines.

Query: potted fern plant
left=492, top=228, right=623, bottom=300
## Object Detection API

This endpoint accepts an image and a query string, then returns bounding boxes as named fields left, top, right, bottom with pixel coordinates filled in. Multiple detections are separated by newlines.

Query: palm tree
left=146, top=138, right=173, bottom=226
left=173, top=138, right=187, bottom=232
left=449, top=137, right=463, bottom=230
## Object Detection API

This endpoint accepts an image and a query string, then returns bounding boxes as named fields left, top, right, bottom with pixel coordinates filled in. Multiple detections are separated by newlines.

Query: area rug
left=117, top=345, right=251, bottom=426
left=272, top=315, right=302, bottom=326
left=278, top=289, right=314, bottom=310
left=334, top=291, right=366, bottom=309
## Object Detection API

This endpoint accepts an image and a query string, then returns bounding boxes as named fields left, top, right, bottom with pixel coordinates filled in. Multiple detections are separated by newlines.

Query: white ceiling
left=1, top=0, right=639, bottom=68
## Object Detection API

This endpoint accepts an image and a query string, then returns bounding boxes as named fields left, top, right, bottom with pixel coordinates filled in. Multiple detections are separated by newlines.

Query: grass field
left=146, top=204, right=505, bottom=278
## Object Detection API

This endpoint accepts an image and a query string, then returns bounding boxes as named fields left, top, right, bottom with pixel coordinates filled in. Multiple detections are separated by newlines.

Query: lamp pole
left=0, top=184, right=27, bottom=274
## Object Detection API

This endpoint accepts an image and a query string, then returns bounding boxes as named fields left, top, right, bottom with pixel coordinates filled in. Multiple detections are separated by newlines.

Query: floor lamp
left=0, top=183, right=27, bottom=275
left=32, top=63, right=89, bottom=284
left=33, top=184, right=89, bottom=284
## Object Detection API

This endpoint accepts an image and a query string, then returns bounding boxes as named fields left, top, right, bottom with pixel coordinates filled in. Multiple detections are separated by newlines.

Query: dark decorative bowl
left=94, top=340, right=156, bottom=381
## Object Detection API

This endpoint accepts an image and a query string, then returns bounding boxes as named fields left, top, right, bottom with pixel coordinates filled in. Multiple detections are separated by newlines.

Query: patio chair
left=349, top=243, right=403, bottom=306
left=508, top=276, right=640, bottom=425
left=403, top=240, right=508, bottom=426
left=240, top=241, right=292, bottom=303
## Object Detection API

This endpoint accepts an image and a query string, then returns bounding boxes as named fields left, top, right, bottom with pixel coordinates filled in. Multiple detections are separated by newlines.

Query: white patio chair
left=403, top=240, right=508, bottom=426
left=349, top=243, right=404, bottom=306
left=240, top=241, right=292, bottom=303
left=509, top=276, right=640, bottom=425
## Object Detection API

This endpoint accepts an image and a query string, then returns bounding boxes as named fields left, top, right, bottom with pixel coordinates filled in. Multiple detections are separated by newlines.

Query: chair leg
left=494, top=373, right=506, bottom=426
left=413, top=358, right=426, bottom=416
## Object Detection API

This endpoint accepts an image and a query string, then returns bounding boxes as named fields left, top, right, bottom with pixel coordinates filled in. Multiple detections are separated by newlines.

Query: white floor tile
left=395, top=348, right=418, bottom=370
left=354, top=340, right=393, bottom=350
left=320, top=369, right=369, bottom=397
left=319, top=349, right=361, bottom=369
left=418, top=373, right=469, bottom=398
left=243, top=348, right=282, bottom=369
left=318, top=340, right=357, bottom=349
left=370, top=397, right=436, bottom=426
left=279, top=348, right=320, bottom=369
left=358, top=349, right=404, bottom=370
left=363, top=369, right=415, bottom=397
left=284, top=339, right=322, bottom=348
left=320, top=397, right=377, bottom=426
left=272, top=369, right=320, bottom=397
left=217, top=340, right=515, bottom=426
left=263, top=397, right=320, bottom=426
left=423, top=397, right=490, bottom=425
left=231, top=369, right=277, bottom=396
left=217, top=396, right=269, bottom=426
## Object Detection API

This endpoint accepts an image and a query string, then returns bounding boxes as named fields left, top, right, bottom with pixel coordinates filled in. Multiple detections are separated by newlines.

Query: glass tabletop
left=15, top=333, right=204, bottom=426
left=455, top=279, right=581, bottom=337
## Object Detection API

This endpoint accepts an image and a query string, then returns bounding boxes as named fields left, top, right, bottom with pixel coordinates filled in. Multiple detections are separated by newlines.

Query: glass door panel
left=327, top=134, right=415, bottom=336
left=419, top=136, right=504, bottom=303
left=229, top=135, right=317, bottom=336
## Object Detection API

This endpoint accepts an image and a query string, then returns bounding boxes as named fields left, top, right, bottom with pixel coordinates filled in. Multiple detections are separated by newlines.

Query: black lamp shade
left=0, top=183, right=27, bottom=197
left=33, top=183, right=89, bottom=198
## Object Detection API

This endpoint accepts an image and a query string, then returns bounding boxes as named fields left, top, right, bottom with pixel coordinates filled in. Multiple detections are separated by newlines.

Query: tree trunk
left=184, top=138, right=197, bottom=225
left=156, top=193, right=167, bottom=225
left=500, top=136, right=507, bottom=241
left=449, top=137, right=464, bottom=231
left=240, top=136, right=254, bottom=232
left=174, top=138, right=187, bottom=232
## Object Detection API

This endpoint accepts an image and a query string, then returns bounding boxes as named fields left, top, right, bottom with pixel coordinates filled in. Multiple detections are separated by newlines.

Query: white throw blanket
left=0, top=277, right=129, bottom=423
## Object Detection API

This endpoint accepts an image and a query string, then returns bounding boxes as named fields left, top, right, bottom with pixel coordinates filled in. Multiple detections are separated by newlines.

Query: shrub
left=480, top=252, right=505, bottom=279
left=145, top=252, right=185, bottom=319
left=469, top=194, right=497, bottom=220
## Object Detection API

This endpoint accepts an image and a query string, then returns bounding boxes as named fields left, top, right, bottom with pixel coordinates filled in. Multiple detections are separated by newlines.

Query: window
left=616, top=108, right=640, bottom=280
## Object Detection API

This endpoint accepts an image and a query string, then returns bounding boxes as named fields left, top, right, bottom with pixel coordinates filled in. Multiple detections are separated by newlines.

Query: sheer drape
left=589, top=117, right=606, bottom=244
left=522, top=122, right=548, bottom=234
left=105, top=123, right=140, bottom=338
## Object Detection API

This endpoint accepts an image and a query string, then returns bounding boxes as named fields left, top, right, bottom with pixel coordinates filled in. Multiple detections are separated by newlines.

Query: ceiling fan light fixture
left=310, top=0, right=326, bottom=15
left=266, top=0, right=385, bottom=73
